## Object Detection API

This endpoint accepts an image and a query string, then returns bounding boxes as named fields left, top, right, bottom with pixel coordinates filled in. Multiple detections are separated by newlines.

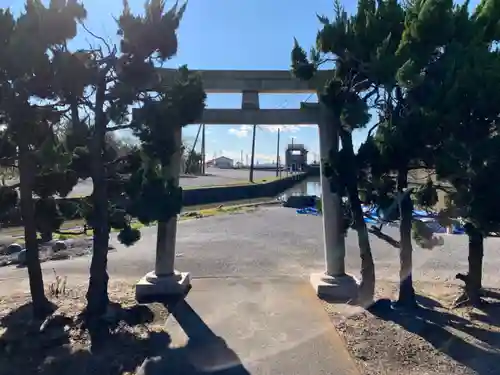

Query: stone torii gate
left=135, top=69, right=358, bottom=301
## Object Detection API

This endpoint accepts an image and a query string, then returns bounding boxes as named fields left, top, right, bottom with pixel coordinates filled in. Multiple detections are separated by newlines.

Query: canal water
left=279, top=176, right=322, bottom=199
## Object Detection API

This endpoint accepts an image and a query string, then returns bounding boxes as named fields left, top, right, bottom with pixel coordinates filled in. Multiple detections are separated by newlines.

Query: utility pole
left=201, top=124, right=206, bottom=174
left=240, top=150, right=243, bottom=166
left=275, top=128, right=280, bottom=177
left=249, top=124, right=256, bottom=182
left=186, top=124, right=202, bottom=174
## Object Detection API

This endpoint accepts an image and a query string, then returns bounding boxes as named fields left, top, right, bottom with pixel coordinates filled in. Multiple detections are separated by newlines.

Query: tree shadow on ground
left=414, top=293, right=444, bottom=310
left=0, top=295, right=249, bottom=375
left=370, top=295, right=500, bottom=375
left=464, top=289, right=500, bottom=329
left=137, top=299, right=251, bottom=375
left=368, top=227, right=400, bottom=248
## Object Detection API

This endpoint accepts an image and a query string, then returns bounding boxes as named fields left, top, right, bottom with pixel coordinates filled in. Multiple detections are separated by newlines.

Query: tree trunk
left=85, top=84, right=110, bottom=318
left=395, top=167, right=417, bottom=308
left=40, top=231, right=53, bottom=243
left=18, top=139, right=50, bottom=318
left=340, top=130, right=375, bottom=305
left=464, top=228, right=484, bottom=304
left=70, top=96, right=87, bottom=147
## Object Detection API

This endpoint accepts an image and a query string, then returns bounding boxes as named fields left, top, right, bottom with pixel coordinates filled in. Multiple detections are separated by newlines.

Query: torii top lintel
left=157, top=68, right=330, bottom=94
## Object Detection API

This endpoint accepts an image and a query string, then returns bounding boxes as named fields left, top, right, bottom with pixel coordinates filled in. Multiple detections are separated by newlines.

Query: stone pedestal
left=310, top=272, right=359, bottom=302
left=136, top=270, right=191, bottom=302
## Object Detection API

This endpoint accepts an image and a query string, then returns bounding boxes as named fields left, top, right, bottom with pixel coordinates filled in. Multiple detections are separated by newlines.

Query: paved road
left=1, top=205, right=498, bottom=289
left=55, top=167, right=282, bottom=197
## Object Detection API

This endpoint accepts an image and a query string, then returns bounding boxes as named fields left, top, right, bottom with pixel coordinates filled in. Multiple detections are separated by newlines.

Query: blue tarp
left=297, top=203, right=466, bottom=235
left=296, top=207, right=320, bottom=216
left=364, top=216, right=379, bottom=225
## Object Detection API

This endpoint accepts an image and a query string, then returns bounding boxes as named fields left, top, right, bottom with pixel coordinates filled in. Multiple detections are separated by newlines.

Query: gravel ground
left=0, top=279, right=172, bottom=375
left=0, top=238, right=115, bottom=268
left=323, top=281, right=500, bottom=375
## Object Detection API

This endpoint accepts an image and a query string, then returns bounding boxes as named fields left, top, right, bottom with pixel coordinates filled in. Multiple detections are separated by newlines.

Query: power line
left=303, top=93, right=314, bottom=103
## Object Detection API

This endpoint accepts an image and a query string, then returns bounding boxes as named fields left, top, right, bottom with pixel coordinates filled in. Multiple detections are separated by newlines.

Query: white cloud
left=228, top=125, right=253, bottom=137
left=262, top=125, right=313, bottom=133
left=228, top=124, right=314, bottom=137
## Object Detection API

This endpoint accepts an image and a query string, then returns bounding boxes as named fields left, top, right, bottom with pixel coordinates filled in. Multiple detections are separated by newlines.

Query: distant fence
left=0, top=173, right=307, bottom=228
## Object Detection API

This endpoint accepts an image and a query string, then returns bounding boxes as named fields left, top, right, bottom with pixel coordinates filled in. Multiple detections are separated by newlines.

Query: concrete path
left=138, top=277, right=360, bottom=375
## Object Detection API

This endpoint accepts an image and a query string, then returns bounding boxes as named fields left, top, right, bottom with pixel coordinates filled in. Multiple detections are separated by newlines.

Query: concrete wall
left=1, top=174, right=307, bottom=228
left=183, top=173, right=306, bottom=206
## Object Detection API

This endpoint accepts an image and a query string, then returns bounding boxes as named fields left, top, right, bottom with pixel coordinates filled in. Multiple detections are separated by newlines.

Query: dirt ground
left=0, top=238, right=114, bottom=268
left=0, top=280, right=174, bottom=375
left=322, top=281, right=500, bottom=375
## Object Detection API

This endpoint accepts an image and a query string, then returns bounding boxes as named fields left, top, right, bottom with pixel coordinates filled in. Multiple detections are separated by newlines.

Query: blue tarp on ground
left=296, top=207, right=320, bottom=216
left=362, top=205, right=466, bottom=234
left=297, top=203, right=466, bottom=235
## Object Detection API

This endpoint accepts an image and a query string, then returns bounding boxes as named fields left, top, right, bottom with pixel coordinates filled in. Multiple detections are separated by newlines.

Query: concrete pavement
left=139, top=277, right=360, bottom=375
left=1, top=205, right=499, bottom=288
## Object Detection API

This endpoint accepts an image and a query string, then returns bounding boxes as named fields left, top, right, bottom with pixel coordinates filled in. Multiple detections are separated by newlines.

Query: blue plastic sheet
left=364, top=216, right=379, bottom=224
left=296, top=207, right=320, bottom=216
left=298, top=203, right=466, bottom=235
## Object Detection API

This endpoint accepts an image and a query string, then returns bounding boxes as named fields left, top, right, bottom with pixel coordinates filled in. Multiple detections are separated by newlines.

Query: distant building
left=285, top=143, right=308, bottom=171
left=207, top=156, right=234, bottom=169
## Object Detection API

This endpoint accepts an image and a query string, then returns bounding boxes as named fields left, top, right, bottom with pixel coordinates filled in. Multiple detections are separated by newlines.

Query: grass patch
left=1, top=219, right=86, bottom=237
left=181, top=204, right=255, bottom=220
left=9, top=220, right=149, bottom=243
left=2, top=199, right=275, bottom=242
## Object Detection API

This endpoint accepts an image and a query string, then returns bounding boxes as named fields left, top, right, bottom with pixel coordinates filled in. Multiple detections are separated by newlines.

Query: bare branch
left=316, top=57, right=336, bottom=67
left=362, top=87, right=378, bottom=102
left=367, top=122, right=380, bottom=138
left=79, top=22, right=115, bottom=56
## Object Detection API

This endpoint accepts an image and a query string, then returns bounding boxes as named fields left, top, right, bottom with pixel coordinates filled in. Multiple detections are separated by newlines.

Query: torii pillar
left=309, top=102, right=358, bottom=300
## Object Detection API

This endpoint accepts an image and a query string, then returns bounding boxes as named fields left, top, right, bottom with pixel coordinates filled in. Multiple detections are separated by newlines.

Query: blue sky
left=2, top=0, right=480, bottom=163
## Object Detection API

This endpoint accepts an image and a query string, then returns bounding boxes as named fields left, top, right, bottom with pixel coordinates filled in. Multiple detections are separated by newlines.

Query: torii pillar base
left=136, top=271, right=191, bottom=303
left=310, top=273, right=359, bottom=303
